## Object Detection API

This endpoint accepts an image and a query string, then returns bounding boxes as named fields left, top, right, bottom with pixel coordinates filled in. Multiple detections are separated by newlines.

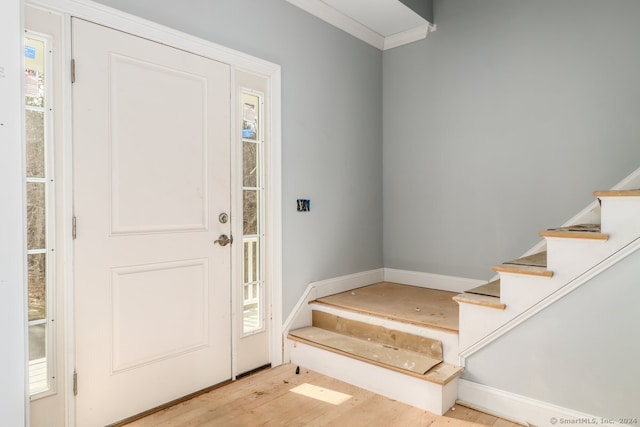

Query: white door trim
left=24, top=1, right=283, bottom=425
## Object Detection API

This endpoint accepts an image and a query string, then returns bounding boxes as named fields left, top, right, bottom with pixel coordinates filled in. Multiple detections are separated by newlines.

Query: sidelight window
left=241, top=90, right=265, bottom=335
left=25, top=35, right=56, bottom=397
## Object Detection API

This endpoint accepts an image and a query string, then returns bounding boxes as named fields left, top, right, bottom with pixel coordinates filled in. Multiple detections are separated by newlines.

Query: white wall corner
left=458, top=379, right=624, bottom=427
left=384, top=268, right=486, bottom=293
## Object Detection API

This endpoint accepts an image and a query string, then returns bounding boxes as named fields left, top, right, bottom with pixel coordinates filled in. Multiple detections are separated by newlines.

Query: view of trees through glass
left=25, top=36, right=51, bottom=396
left=242, top=91, right=264, bottom=335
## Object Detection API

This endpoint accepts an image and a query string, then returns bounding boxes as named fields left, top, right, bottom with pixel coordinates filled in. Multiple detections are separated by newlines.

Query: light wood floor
left=124, top=365, right=520, bottom=426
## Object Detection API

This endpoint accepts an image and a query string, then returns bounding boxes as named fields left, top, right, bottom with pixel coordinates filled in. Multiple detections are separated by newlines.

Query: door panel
left=72, top=19, right=231, bottom=426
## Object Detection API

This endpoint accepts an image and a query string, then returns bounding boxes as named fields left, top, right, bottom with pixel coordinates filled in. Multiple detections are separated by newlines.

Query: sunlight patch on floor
left=290, top=383, right=352, bottom=405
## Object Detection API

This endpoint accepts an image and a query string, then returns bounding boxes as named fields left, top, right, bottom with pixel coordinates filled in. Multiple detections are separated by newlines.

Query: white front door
left=72, top=19, right=232, bottom=426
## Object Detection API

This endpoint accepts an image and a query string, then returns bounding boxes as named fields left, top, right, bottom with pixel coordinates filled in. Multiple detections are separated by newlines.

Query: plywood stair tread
left=540, top=223, right=608, bottom=240
left=594, top=189, right=640, bottom=197
left=312, top=282, right=459, bottom=332
left=493, top=251, right=553, bottom=277
left=465, top=279, right=501, bottom=298
left=453, top=279, right=504, bottom=310
left=288, top=327, right=463, bottom=385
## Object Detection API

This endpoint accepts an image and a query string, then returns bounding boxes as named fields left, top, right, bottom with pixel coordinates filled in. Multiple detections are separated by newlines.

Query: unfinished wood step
left=540, top=224, right=608, bottom=240
left=311, top=311, right=443, bottom=360
left=594, top=189, right=640, bottom=198
left=493, top=251, right=553, bottom=277
left=311, top=282, right=459, bottom=333
left=452, top=293, right=505, bottom=310
left=288, top=338, right=462, bottom=415
left=465, top=279, right=500, bottom=298
left=288, top=326, right=448, bottom=380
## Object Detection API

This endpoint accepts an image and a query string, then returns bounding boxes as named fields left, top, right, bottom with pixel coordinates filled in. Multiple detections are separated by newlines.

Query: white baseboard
left=458, top=379, right=622, bottom=427
left=384, top=268, right=486, bottom=293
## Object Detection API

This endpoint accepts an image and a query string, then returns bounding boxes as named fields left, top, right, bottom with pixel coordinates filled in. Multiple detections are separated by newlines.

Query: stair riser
left=309, top=302, right=460, bottom=365
left=289, top=340, right=458, bottom=416
left=600, top=197, right=640, bottom=235
left=458, top=304, right=512, bottom=352
left=497, top=274, right=560, bottom=309
left=545, top=238, right=610, bottom=275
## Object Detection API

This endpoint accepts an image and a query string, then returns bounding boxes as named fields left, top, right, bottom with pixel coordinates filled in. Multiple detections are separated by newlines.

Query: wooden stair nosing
left=594, top=189, right=640, bottom=198
left=539, top=229, right=608, bottom=240
left=287, top=328, right=462, bottom=385
left=492, top=264, right=553, bottom=277
left=452, top=293, right=506, bottom=310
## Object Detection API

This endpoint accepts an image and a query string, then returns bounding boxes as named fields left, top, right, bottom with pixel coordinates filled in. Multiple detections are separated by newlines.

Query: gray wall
left=463, top=247, right=640, bottom=418
left=383, top=0, right=640, bottom=280
left=90, top=0, right=385, bottom=318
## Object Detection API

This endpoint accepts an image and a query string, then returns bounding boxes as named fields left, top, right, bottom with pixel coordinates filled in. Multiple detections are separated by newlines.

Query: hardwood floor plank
left=125, top=365, right=522, bottom=427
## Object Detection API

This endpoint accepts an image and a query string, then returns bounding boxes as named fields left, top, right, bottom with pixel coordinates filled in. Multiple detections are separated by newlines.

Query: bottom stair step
left=288, top=326, right=442, bottom=377
left=288, top=337, right=463, bottom=415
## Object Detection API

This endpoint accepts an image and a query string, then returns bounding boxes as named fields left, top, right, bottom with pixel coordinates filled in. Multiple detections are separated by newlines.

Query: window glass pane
left=243, top=282, right=262, bottom=334
left=24, top=38, right=45, bottom=108
left=27, top=182, right=46, bottom=250
left=243, top=238, right=260, bottom=283
left=29, top=324, right=46, bottom=360
left=241, top=93, right=259, bottom=141
left=28, top=253, right=47, bottom=321
left=29, top=322, right=49, bottom=394
left=26, top=109, right=45, bottom=178
left=243, top=141, right=259, bottom=188
left=243, top=189, right=258, bottom=235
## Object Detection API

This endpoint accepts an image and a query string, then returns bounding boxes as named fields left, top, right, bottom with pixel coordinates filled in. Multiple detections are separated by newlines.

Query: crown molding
left=285, top=0, right=434, bottom=50
left=384, top=23, right=436, bottom=50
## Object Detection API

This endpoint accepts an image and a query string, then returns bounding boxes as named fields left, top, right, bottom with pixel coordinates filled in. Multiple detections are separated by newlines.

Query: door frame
left=25, top=0, right=283, bottom=425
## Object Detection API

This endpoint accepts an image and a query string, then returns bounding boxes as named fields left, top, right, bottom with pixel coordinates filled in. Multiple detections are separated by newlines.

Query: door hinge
left=71, top=59, right=76, bottom=83
left=73, top=370, right=78, bottom=396
left=72, top=216, right=77, bottom=240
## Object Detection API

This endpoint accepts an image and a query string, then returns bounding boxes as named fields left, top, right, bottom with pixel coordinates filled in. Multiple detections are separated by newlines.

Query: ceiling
left=285, top=0, right=436, bottom=50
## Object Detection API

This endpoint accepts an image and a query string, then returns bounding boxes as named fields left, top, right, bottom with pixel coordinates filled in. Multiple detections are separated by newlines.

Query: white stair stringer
left=288, top=339, right=460, bottom=416
left=309, top=301, right=460, bottom=365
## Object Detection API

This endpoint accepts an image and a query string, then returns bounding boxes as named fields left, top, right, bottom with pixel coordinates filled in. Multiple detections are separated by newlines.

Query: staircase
left=286, top=189, right=640, bottom=416
left=455, top=189, right=640, bottom=351
left=287, top=283, right=463, bottom=415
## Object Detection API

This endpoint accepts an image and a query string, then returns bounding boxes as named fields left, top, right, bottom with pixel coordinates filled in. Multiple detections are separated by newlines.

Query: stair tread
left=453, top=293, right=505, bottom=310
left=493, top=251, right=553, bottom=277
left=594, top=189, right=640, bottom=197
left=540, top=224, right=608, bottom=240
left=312, top=282, right=459, bottom=332
left=493, top=263, right=553, bottom=277
left=288, top=326, right=445, bottom=377
left=503, top=251, right=547, bottom=267
left=465, top=279, right=500, bottom=298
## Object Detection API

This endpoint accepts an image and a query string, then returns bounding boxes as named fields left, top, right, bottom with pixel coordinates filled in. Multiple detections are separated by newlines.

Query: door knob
left=214, top=234, right=233, bottom=247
